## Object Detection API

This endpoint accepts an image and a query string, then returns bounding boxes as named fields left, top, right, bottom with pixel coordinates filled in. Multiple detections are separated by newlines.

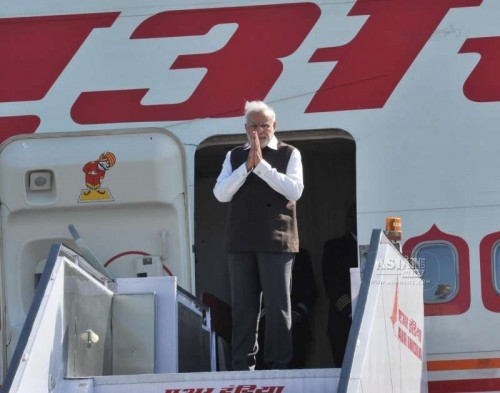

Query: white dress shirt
left=213, top=136, right=304, bottom=202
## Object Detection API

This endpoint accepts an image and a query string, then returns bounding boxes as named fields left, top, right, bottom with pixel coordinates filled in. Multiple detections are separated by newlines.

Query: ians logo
left=78, top=151, right=116, bottom=203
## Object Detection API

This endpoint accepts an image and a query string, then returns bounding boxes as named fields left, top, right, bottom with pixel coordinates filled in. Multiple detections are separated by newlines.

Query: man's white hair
left=244, top=100, right=276, bottom=122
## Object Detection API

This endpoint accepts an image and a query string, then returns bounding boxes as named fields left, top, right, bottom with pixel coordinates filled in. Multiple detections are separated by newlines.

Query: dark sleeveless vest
left=226, top=141, right=299, bottom=253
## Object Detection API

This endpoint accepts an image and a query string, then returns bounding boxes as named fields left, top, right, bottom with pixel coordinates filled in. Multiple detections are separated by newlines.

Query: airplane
left=1, top=1, right=499, bottom=391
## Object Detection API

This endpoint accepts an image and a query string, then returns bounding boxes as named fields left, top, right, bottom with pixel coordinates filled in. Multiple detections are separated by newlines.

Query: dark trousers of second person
left=228, top=252, right=294, bottom=371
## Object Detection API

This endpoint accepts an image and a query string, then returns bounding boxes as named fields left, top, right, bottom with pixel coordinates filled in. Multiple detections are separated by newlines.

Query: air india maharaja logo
left=78, top=151, right=116, bottom=203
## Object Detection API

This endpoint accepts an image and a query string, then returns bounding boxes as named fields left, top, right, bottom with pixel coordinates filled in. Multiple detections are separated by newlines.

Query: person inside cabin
left=322, top=204, right=358, bottom=367
left=256, top=247, right=318, bottom=369
left=213, top=100, right=304, bottom=370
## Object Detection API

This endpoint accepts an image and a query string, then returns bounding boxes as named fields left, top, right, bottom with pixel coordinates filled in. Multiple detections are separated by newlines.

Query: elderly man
left=213, top=100, right=304, bottom=370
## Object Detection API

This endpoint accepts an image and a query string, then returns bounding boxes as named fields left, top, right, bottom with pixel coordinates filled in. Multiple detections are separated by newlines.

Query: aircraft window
left=492, top=241, right=500, bottom=294
left=479, top=232, right=500, bottom=312
left=413, top=242, right=458, bottom=303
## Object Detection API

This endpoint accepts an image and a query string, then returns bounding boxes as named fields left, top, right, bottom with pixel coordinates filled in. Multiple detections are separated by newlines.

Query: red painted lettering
left=0, top=13, right=119, bottom=103
left=71, top=3, right=320, bottom=124
left=0, top=116, right=40, bottom=141
left=460, top=37, right=500, bottom=102
left=307, top=0, right=482, bottom=113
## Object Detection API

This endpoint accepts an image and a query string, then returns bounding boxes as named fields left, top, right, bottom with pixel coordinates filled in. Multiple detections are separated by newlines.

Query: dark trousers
left=328, top=311, right=352, bottom=367
left=257, top=316, right=311, bottom=369
left=228, top=252, right=294, bottom=370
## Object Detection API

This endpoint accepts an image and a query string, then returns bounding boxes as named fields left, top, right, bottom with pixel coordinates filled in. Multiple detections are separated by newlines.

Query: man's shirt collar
left=267, top=136, right=278, bottom=150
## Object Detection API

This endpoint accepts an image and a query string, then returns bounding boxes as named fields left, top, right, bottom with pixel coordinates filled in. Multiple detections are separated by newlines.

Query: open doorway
left=194, top=129, right=356, bottom=368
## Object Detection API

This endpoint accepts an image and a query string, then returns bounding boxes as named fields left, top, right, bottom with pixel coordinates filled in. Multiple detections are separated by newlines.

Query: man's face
left=245, top=110, right=276, bottom=148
